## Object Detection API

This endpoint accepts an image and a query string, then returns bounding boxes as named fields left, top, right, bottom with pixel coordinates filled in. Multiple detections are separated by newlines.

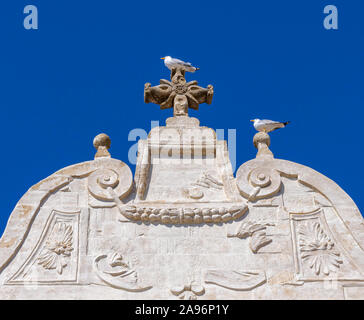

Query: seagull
left=161, top=56, right=199, bottom=73
left=250, top=119, right=290, bottom=133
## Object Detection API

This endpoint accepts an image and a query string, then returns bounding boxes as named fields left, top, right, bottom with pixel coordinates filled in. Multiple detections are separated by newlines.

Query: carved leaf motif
left=37, top=222, right=73, bottom=275
left=234, top=221, right=270, bottom=238
left=228, top=220, right=274, bottom=253
left=94, top=253, right=152, bottom=292
left=250, top=232, right=272, bottom=253
left=192, top=172, right=223, bottom=190
left=298, top=221, right=342, bottom=275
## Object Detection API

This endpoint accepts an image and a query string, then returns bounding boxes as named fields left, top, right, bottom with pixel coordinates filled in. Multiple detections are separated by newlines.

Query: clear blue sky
left=0, top=0, right=363, bottom=235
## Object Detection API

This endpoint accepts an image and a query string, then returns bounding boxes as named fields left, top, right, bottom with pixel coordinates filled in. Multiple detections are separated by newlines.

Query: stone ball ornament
left=253, top=132, right=270, bottom=149
left=236, top=165, right=281, bottom=201
left=93, top=133, right=111, bottom=150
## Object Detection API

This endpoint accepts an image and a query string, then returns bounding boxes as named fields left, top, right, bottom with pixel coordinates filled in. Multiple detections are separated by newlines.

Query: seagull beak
left=160, top=57, right=165, bottom=60
left=250, top=120, right=255, bottom=122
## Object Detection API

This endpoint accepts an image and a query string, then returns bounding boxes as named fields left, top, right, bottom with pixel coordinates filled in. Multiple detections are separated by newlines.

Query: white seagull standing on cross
left=161, top=56, right=200, bottom=73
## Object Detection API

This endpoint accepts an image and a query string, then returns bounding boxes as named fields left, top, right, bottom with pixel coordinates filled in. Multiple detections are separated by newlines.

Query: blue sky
left=0, top=0, right=363, bottom=234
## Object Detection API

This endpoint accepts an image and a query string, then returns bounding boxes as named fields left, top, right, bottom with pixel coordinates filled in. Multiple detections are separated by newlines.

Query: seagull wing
left=182, top=61, right=193, bottom=67
left=254, top=119, right=290, bottom=132
left=171, top=57, right=187, bottom=64
left=171, top=57, right=194, bottom=67
left=260, top=119, right=282, bottom=125
left=267, top=123, right=285, bottom=132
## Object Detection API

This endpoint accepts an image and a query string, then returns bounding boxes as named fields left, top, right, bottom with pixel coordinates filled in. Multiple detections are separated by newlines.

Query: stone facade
left=0, top=69, right=364, bottom=299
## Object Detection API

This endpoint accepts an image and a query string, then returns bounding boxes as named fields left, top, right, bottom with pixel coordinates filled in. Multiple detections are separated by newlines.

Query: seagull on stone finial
left=250, top=119, right=290, bottom=133
left=161, top=56, right=200, bottom=73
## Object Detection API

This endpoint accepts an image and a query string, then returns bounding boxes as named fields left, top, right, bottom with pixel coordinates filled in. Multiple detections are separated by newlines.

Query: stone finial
left=144, top=67, right=214, bottom=117
left=93, top=133, right=111, bottom=159
left=253, top=132, right=274, bottom=158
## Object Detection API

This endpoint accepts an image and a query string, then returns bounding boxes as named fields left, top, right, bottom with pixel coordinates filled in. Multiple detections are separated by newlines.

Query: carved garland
left=119, top=204, right=248, bottom=224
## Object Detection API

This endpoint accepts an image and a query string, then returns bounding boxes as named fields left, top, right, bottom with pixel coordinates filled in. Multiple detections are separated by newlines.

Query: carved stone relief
left=117, top=204, right=248, bottom=224
left=291, top=211, right=343, bottom=279
left=298, top=220, right=342, bottom=275
left=228, top=220, right=275, bottom=253
left=236, top=166, right=281, bottom=201
left=170, top=281, right=205, bottom=300
left=7, top=210, right=80, bottom=284
left=88, top=166, right=133, bottom=202
left=182, top=171, right=224, bottom=200
left=94, top=252, right=152, bottom=292
left=204, top=270, right=266, bottom=291
left=144, top=67, right=213, bottom=116
left=1, top=64, right=364, bottom=299
left=192, top=171, right=223, bottom=190
left=37, top=222, right=73, bottom=275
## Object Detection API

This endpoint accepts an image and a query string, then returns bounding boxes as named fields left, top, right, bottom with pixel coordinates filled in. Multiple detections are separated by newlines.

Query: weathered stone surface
left=144, top=67, right=213, bottom=117
left=1, top=71, right=364, bottom=299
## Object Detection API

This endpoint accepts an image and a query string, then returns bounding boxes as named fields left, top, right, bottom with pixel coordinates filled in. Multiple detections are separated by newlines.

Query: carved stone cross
left=144, top=67, right=214, bottom=117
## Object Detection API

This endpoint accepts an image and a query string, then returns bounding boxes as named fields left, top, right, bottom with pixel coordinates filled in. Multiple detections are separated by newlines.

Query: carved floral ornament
left=37, top=222, right=73, bottom=274
left=298, top=221, right=342, bottom=275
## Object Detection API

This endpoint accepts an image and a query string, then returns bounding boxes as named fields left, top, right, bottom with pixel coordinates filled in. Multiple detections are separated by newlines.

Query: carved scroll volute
left=88, top=134, right=133, bottom=202
left=88, top=165, right=133, bottom=201
left=236, top=165, right=281, bottom=201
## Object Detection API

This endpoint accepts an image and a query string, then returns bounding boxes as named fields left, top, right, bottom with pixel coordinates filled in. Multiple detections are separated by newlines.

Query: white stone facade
left=0, top=113, right=363, bottom=300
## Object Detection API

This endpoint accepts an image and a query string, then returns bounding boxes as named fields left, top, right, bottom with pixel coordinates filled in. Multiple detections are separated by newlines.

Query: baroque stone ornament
left=144, top=67, right=213, bottom=116
left=6, top=210, right=80, bottom=284
left=205, top=270, right=266, bottom=291
left=170, top=281, right=205, bottom=300
left=228, top=220, right=275, bottom=253
left=88, top=168, right=132, bottom=201
left=117, top=204, right=248, bottom=224
left=94, top=253, right=152, bottom=292
left=298, top=221, right=342, bottom=275
left=236, top=132, right=281, bottom=202
left=192, top=171, right=224, bottom=190
left=37, top=222, right=73, bottom=275
left=237, top=166, right=281, bottom=201
left=1, top=65, right=364, bottom=299
left=93, top=133, right=111, bottom=159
